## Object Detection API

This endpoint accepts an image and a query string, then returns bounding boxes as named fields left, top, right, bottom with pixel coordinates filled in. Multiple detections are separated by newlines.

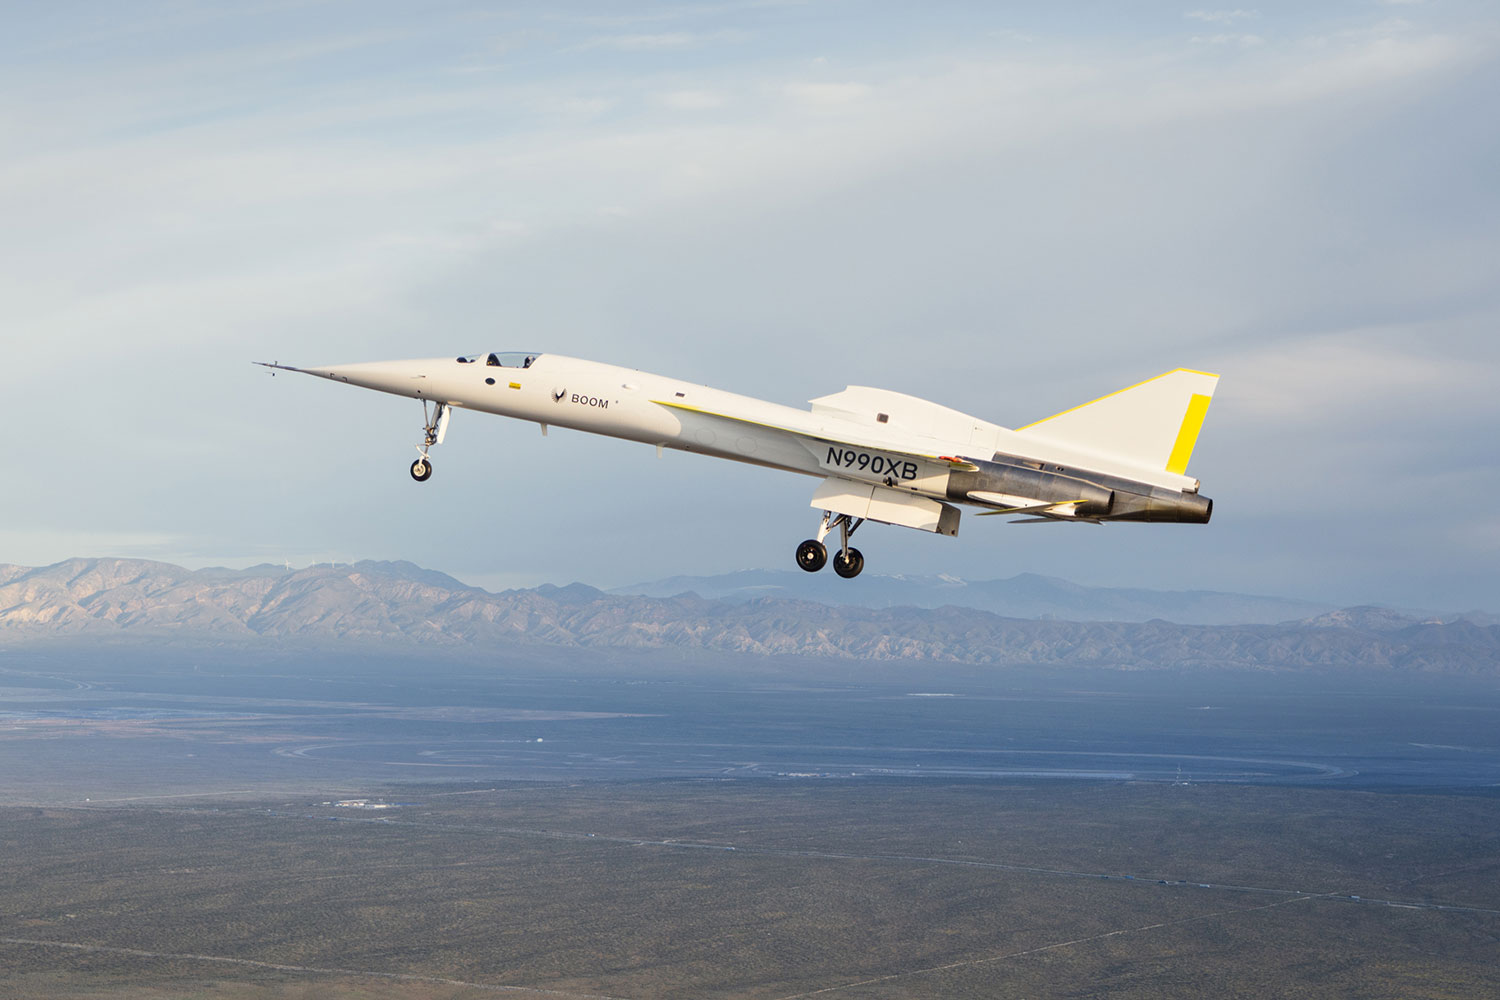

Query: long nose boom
left=255, top=360, right=433, bottom=398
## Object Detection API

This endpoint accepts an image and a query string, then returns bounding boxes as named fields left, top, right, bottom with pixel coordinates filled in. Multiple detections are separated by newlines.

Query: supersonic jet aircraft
left=260, top=352, right=1216, bottom=579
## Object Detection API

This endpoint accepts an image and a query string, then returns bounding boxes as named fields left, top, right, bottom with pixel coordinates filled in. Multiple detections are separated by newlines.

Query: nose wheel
left=794, top=512, right=865, bottom=578
left=409, top=400, right=450, bottom=483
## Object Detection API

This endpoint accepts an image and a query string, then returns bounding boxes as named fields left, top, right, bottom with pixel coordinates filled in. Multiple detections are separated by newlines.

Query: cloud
left=555, top=1, right=807, bottom=30
left=575, top=29, right=748, bottom=52
left=658, top=89, right=727, bottom=110
left=548, top=96, right=616, bottom=116
left=1217, top=327, right=1499, bottom=427
left=580, top=32, right=698, bottom=50
left=1184, top=9, right=1260, bottom=24
left=1190, top=33, right=1266, bottom=47
left=781, top=81, right=871, bottom=106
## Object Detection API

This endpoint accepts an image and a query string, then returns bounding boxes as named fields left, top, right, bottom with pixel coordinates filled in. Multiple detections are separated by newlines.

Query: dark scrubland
left=4, top=780, right=1499, bottom=1000
left=3, top=617, right=1497, bottom=997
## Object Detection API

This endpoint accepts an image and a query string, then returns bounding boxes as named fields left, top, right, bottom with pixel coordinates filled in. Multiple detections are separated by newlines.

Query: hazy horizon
left=12, top=553, right=1500, bottom=632
left=3, top=550, right=1497, bottom=619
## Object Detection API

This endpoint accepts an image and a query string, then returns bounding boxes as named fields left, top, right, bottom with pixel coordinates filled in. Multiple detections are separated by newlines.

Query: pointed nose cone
left=303, top=360, right=431, bottom=397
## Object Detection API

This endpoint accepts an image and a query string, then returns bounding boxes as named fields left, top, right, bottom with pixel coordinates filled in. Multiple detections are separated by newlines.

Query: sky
left=1, top=0, right=1497, bottom=611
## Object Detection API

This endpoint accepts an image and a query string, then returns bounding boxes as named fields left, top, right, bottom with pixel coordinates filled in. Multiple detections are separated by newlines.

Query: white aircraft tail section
left=1016, top=369, right=1218, bottom=476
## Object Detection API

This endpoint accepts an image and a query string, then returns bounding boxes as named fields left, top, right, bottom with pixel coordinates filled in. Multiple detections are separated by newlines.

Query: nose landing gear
left=795, top=512, right=865, bottom=579
left=410, top=400, right=450, bottom=482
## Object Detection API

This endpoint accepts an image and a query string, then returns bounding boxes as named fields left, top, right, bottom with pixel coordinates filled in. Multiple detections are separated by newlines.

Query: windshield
left=455, top=352, right=542, bottom=368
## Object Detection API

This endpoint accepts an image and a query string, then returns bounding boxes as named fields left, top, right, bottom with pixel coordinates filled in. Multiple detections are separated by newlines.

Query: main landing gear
left=796, top=512, right=865, bottom=579
left=410, top=400, right=450, bottom=482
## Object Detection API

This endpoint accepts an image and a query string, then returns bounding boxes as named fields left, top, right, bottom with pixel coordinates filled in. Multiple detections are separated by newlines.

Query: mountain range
left=610, top=570, right=1336, bottom=625
left=0, top=557, right=1496, bottom=674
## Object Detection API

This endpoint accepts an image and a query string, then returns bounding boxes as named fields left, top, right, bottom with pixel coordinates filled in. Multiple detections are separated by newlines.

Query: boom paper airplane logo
left=551, top=387, right=567, bottom=402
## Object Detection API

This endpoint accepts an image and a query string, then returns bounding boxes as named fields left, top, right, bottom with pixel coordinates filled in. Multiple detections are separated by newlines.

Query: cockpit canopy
left=455, top=352, right=542, bottom=369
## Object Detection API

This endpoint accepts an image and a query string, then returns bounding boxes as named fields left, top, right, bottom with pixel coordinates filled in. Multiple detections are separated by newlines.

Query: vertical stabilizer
left=1016, top=369, right=1218, bottom=476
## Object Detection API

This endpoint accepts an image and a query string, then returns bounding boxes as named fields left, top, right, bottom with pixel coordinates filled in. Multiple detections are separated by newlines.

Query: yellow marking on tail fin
left=1016, top=368, right=1218, bottom=431
left=1166, top=393, right=1212, bottom=474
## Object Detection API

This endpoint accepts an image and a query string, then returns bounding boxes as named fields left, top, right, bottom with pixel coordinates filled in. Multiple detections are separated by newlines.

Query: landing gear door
left=810, top=478, right=960, bottom=537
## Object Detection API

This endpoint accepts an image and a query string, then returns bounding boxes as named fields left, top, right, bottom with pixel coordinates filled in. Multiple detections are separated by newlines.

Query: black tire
left=410, top=458, right=433, bottom=482
left=795, top=539, right=827, bottom=573
left=832, top=547, right=864, bottom=579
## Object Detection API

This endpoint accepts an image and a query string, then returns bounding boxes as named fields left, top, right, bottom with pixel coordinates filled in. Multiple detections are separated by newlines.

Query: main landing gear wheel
left=796, top=511, right=867, bottom=578
left=832, top=547, right=864, bottom=579
left=410, top=458, right=433, bottom=482
left=796, top=539, right=828, bottom=573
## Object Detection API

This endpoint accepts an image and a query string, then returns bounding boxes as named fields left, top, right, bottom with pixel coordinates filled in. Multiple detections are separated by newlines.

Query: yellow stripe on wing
left=652, top=399, right=977, bottom=468
left=653, top=399, right=795, bottom=436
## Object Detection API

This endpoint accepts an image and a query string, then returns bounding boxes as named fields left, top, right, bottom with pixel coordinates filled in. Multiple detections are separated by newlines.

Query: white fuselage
left=279, top=352, right=1215, bottom=541
left=300, top=353, right=971, bottom=496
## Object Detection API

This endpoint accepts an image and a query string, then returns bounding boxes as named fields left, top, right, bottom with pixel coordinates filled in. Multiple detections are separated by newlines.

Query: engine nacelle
left=948, top=454, right=1212, bottom=523
left=949, top=458, right=1114, bottom=516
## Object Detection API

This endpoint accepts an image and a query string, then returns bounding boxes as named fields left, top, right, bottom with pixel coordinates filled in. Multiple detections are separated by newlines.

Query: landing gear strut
left=795, top=512, right=864, bottom=579
left=410, top=400, right=450, bottom=482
